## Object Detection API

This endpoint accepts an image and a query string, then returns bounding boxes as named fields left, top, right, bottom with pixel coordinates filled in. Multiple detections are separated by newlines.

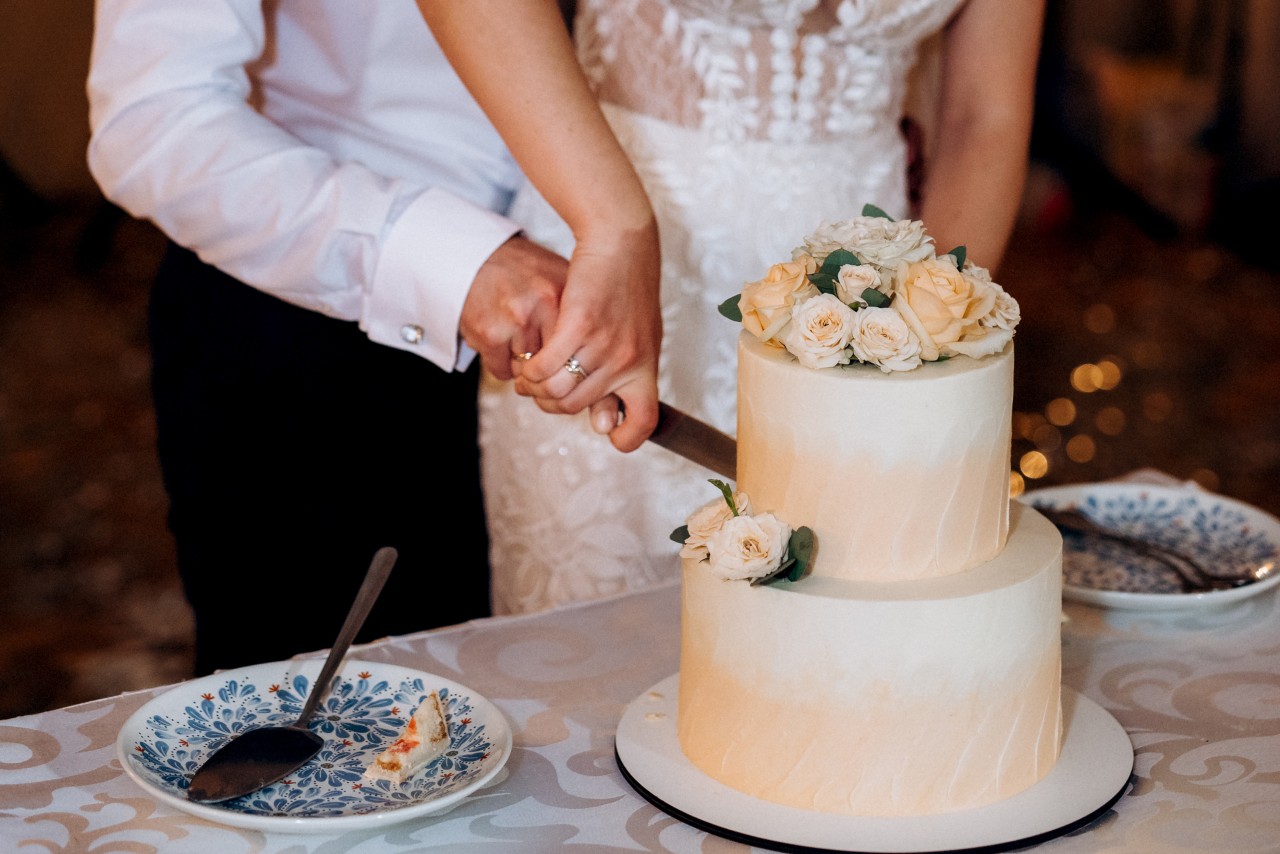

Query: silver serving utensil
left=1033, top=504, right=1254, bottom=593
left=186, top=546, right=398, bottom=803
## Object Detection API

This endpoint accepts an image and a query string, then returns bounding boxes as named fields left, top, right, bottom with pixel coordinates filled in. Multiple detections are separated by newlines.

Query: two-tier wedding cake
left=673, top=207, right=1064, bottom=817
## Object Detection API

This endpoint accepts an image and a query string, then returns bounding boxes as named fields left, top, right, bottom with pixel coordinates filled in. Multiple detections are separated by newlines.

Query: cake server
left=648, top=402, right=737, bottom=480
left=185, top=546, right=398, bottom=803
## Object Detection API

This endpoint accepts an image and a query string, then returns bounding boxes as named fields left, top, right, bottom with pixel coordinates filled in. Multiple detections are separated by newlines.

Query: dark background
left=2, top=0, right=1278, bottom=717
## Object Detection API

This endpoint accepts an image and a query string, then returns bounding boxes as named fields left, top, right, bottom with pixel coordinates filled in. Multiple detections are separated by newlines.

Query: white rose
left=853, top=217, right=935, bottom=268
left=980, top=281, right=1021, bottom=331
left=851, top=306, right=924, bottom=373
left=679, top=491, right=752, bottom=561
left=780, top=293, right=856, bottom=370
left=706, top=513, right=791, bottom=581
left=798, top=216, right=934, bottom=269
left=835, top=264, right=879, bottom=306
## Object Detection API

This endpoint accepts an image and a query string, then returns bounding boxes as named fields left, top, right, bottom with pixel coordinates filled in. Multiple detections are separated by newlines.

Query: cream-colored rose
left=780, top=293, right=856, bottom=370
left=850, top=306, right=923, bottom=373
left=835, top=264, right=879, bottom=306
left=739, top=256, right=820, bottom=344
left=679, top=491, right=752, bottom=561
left=980, top=281, right=1021, bottom=331
left=797, top=216, right=933, bottom=268
left=706, top=513, right=791, bottom=581
left=892, top=257, right=996, bottom=360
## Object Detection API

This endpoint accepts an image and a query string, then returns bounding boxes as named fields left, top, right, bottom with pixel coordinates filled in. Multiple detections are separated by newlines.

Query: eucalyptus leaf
left=787, top=526, right=815, bottom=580
left=808, top=272, right=837, bottom=294
left=719, top=293, right=743, bottom=322
left=861, top=287, right=889, bottom=308
left=670, top=524, right=690, bottom=544
left=946, top=245, right=967, bottom=269
left=862, top=203, right=893, bottom=220
left=750, top=556, right=796, bottom=587
left=820, top=249, right=860, bottom=275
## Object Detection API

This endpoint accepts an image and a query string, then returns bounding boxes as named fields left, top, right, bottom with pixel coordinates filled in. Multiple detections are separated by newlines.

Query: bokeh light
left=1045, top=397, right=1076, bottom=426
left=1020, top=450, right=1049, bottom=479
left=1066, top=434, right=1096, bottom=463
left=1095, top=406, right=1126, bottom=435
left=1143, top=391, right=1174, bottom=422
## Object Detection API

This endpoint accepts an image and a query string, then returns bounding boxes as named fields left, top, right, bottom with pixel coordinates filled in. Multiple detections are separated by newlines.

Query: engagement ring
left=515, top=351, right=534, bottom=361
left=563, top=356, right=588, bottom=381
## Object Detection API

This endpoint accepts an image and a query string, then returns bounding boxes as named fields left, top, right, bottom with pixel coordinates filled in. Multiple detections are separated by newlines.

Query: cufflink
left=400, top=324, right=424, bottom=345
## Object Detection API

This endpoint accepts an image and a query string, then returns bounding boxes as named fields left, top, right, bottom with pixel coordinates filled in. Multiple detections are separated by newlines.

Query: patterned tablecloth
left=3, top=508, right=1279, bottom=852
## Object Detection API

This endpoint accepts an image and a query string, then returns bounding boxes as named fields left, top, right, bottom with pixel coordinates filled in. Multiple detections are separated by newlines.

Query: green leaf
left=946, top=245, right=967, bottom=269
left=820, top=249, right=860, bottom=275
left=719, top=293, right=743, bottom=322
left=862, top=203, right=893, bottom=220
left=808, top=272, right=837, bottom=294
left=860, top=287, right=889, bottom=308
left=751, top=556, right=796, bottom=586
left=670, top=524, right=690, bottom=544
left=786, top=527, right=815, bottom=581
left=708, top=479, right=739, bottom=515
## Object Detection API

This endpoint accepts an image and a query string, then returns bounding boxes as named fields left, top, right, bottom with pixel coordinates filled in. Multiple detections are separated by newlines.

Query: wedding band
left=515, top=351, right=534, bottom=361
left=563, top=356, right=588, bottom=381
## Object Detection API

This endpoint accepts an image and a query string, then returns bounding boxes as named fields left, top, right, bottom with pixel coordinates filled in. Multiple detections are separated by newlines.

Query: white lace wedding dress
left=481, top=0, right=967, bottom=614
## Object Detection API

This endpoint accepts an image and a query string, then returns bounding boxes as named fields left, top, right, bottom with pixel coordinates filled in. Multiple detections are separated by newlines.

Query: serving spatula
left=185, top=546, right=398, bottom=803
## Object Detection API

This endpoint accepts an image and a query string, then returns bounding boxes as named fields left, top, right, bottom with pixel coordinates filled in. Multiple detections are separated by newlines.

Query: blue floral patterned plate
left=115, top=659, right=512, bottom=833
left=1020, top=483, right=1280, bottom=610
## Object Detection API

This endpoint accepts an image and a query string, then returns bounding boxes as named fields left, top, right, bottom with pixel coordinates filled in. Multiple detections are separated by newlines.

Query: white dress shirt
left=87, top=0, right=524, bottom=371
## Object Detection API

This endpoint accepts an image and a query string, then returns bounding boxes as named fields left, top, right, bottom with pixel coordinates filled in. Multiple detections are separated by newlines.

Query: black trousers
left=149, top=244, right=491, bottom=675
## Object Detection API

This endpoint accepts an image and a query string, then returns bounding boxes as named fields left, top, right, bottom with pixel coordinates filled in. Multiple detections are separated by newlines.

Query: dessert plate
left=616, top=675, right=1133, bottom=853
left=116, top=659, right=511, bottom=833
left=1020, top=483, right=1280, bottom=610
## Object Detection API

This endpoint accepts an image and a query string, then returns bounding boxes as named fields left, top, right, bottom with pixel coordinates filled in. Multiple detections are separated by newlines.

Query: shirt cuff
left=364, top=187, right=521, bottom=371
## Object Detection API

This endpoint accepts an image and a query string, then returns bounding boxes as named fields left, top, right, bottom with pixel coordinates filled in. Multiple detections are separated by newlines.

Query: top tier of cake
left=736, top=332, right=1013, bottom=583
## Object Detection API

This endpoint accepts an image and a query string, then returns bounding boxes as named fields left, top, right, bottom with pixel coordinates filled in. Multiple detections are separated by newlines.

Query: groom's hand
left=460, top=235, right=566, bottom=382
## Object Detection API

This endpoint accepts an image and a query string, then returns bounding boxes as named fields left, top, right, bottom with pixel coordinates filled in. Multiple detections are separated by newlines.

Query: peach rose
left=892, top=257, right=996, bottom=360
left=739, top=256, right=820, bottom=344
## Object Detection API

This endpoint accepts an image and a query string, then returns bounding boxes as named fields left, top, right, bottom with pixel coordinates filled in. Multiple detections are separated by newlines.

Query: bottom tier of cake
left=677, top=501, right=1064, bottom=817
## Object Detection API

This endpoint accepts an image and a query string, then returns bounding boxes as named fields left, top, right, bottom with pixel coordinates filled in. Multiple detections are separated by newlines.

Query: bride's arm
left=417, top=0, right=661, bottom=452
left=917, top=0, right=1046, bottom=274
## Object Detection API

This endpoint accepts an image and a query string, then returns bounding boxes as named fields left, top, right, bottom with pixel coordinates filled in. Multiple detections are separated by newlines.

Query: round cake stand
left=615, top=675, right=1133, bottom=854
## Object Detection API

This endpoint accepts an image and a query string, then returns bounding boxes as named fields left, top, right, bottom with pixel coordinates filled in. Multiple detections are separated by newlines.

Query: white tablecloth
left=3, top=488, right=1279, bottom=852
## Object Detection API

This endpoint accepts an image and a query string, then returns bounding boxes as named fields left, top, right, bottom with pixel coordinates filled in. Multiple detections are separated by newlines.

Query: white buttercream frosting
left=736, top=332, right=1013, bottom=582
left=678, top=502, right=1063, bottom=816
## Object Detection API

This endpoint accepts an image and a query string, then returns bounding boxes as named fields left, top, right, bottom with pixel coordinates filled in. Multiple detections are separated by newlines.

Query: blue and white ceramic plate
left=116, top=659, right=512, bottom=833
left=1020, top=483, right=1280, bottom=610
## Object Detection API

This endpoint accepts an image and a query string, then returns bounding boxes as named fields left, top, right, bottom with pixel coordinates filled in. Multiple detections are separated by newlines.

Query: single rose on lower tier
left=680, top=490, right=752, bottom=561
left=892, top=257, right=997, bottom=360
left=706, top=513, right=791, bottom=581
left=781, top=293, right=856, bottom=369
left=739, top=256, right=820, bottom=344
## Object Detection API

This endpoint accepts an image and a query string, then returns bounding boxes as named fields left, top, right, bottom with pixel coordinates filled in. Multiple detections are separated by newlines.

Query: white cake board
left=615, top=675, right=1133, bottom=853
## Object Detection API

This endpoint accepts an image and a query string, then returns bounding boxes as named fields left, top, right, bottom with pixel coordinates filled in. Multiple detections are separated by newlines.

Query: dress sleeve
left=85, top=0, right=519, bottom=371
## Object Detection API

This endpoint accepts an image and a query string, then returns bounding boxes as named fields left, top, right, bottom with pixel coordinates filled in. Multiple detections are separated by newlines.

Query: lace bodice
left=482, top=0, right=970, bottom=616
left=577, top=0, right=965, bottom=143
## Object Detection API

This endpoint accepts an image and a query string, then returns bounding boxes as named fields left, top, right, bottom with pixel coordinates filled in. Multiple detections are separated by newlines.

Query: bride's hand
left=514, top=218, right=662, bottom=452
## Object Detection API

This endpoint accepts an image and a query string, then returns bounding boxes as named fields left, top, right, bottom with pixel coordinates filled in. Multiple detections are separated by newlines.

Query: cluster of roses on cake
left=673, top=480, right=812, bottom=584
left=723, top=206, right=1020, bottom=372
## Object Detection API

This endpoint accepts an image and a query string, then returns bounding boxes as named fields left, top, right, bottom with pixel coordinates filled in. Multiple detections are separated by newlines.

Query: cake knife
left=648, top=402, right=737, bottom=480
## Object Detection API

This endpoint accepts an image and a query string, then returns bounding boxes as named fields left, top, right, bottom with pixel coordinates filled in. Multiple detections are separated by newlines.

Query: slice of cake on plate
left=365, top=692, right=450, bottom=784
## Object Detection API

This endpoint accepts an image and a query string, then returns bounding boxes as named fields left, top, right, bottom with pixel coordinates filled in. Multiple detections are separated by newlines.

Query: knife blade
left=648, top=401, right=737, bottom=480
